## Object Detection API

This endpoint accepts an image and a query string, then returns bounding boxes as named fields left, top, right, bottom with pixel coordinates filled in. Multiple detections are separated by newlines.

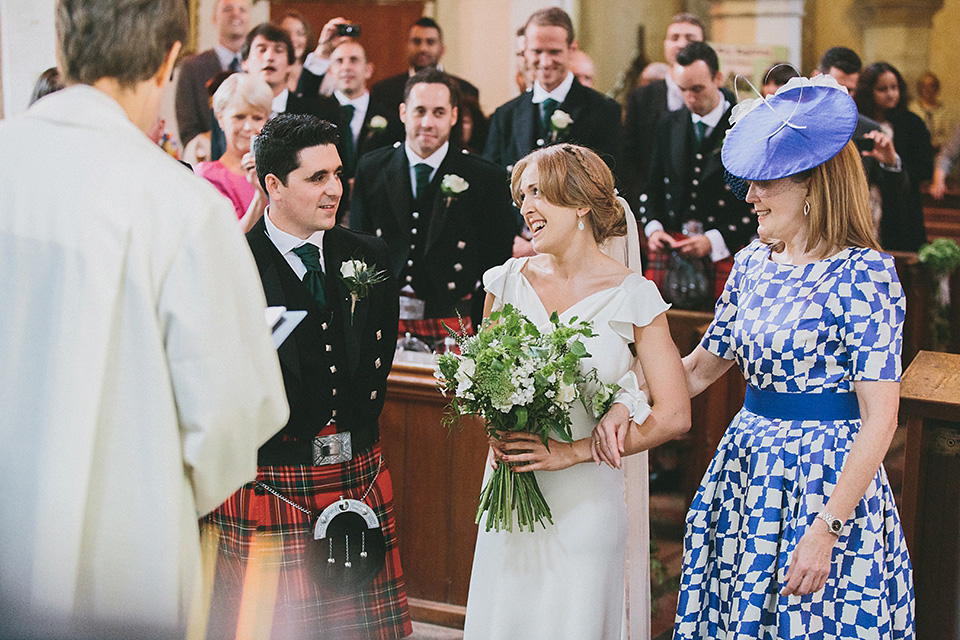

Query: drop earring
left=803, top=200, right=810, bottom=216
left=578, top=218, right=585, bottom=231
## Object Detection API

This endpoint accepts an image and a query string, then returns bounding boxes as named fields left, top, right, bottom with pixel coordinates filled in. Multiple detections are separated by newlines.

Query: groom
left=202, top=113, right=411, bottom=638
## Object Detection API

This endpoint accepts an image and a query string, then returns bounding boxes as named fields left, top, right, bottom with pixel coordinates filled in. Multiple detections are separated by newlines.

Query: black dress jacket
left=246, top=219, right=399, bottom=465
left=350, top=143, right=516, bottom=325
left=483, top=78, right=622, bottom=175
left=638, top=104, right=756, bottom=254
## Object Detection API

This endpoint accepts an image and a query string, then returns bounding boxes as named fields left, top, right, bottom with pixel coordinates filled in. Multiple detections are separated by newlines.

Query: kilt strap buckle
left=313, top=431, right=352, bottom=465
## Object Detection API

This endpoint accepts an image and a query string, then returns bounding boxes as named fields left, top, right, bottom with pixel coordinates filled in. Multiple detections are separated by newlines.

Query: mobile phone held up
left=337, top=23, right=361, bottom=37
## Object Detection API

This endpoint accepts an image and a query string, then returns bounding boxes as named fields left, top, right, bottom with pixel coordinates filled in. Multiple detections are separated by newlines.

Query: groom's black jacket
left=246, top=219, right=399, bottom=463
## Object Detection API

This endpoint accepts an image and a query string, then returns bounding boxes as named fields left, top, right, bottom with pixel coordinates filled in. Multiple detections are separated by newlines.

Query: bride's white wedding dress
left=462, top=222, right=667, bottom=639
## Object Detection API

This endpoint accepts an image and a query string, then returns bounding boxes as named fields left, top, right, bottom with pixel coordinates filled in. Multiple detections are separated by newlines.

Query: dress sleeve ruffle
left=699, top=240, right=762, bottom=360
left=608, top=274, right=671, bottom=342
left=482, top=258, right=522, bottom=313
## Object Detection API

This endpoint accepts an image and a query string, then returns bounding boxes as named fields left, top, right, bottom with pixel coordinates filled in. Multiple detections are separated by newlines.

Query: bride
left=462, top=144, right=690, bottom=640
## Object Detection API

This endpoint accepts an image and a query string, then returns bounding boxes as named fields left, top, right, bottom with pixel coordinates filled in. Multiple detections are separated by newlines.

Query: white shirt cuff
left=705, top=229, right=731, bottom=262
left=643, top=220, right=664, bottom=238
left=879, top=153, right=902, bottom=173
left=303, top=52, right=331, bottom=76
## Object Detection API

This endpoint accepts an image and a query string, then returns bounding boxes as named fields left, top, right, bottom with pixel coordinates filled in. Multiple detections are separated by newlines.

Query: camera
left=336, top=23, right=361, bottom=37
left=854, top=136, right=875, bottom=153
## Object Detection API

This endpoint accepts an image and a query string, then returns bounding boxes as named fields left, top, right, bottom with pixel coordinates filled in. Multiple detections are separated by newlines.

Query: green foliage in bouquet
left=435, top=304, right=616, bottom=533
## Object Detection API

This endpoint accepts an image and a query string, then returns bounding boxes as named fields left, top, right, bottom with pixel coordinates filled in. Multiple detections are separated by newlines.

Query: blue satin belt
left=743, top=386, right=861, bottom=422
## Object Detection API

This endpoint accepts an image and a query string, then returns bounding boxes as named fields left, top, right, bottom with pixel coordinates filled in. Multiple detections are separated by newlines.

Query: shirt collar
left=271, top=89, right=289, bottom=117
left=691, top=95, right=729, bottom=129
left=404, top=140, right=449, bottom=170
left=532, top=71, right=575, bottom=104
left=334, top=90, right=370, bottom=111
left=264, top=207, right=327, bottom=269
left=665, top=72, right=684, bottom=111
left=213, top=43, right=241, bottom=70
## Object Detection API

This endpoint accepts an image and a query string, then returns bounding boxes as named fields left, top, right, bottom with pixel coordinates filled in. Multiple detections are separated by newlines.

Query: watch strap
left=816, top=511, right=843, bottom=536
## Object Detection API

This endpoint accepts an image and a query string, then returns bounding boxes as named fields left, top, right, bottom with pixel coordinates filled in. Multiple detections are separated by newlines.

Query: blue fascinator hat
left=721, top=74, right=859, bottom=199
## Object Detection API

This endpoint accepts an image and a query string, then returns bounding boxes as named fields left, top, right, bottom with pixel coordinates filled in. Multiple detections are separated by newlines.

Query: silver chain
left=255, top=454, right=383, bottom=519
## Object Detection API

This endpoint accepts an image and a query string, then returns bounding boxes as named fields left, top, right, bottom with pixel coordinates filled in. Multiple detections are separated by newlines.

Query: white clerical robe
left=0, top=86, right=289, bottom=632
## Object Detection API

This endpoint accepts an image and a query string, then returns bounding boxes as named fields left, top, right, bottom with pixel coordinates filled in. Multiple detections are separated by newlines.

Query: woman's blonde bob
left=510, top=144, right=626, bottom=245
left=212, top=73, right=274, bottom=120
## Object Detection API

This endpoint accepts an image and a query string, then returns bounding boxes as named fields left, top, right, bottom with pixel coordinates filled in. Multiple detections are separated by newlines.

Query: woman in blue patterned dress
left=596, top=76, right=914, bottom=639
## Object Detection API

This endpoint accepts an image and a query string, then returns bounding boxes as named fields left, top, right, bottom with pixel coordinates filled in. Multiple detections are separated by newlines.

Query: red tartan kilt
left=201, top=444, right=411, bottom=640
left=398, top=315, right=473, bottom=347
left=644, top=233, right=734, bottom=304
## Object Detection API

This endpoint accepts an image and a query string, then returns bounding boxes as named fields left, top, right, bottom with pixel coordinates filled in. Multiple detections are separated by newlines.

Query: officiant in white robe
left=0, top=0, right=288, bottom=635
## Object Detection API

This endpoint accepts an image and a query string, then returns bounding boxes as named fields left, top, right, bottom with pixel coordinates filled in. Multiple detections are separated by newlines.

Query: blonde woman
left=194, top=72, right=272, bottom=231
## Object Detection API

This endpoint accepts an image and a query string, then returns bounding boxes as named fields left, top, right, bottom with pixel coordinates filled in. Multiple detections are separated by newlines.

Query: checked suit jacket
left=350, top=143, right=516, bottom=326
left=246, top=218, right=398, bottom=461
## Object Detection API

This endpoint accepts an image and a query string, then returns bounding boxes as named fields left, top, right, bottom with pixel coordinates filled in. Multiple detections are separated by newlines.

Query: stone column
left=851, top=0, right=943, bottom=85
left=709, top=0, right=806, bottom=68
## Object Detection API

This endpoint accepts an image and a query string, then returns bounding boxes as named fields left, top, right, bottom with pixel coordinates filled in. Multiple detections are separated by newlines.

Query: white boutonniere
left=440, top=174, right=469, bottom=208
left=368, top=115, right=388, bottom=131
left=339, top=258, right=388, bottom=323
left=549, top=109, right=573, bottom=141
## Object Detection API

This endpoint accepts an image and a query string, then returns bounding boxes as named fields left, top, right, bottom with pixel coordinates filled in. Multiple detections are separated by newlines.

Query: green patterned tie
left=292, top=243, right=326, bottom=312
left=413, top=162, right=432, bottom=209
left=541, top=97, right=559, bottom=136
left=694, top=120, right=708, bottom=148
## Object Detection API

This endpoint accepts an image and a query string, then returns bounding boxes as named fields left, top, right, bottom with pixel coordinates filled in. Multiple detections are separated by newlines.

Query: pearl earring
left=578, top=218, right=585, bottom=231
left=803, top=200, right=810, bottom=216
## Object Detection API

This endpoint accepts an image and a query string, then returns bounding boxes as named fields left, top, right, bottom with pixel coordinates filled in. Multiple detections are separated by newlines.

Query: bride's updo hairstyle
left=510, top=144, right=627, bottom=245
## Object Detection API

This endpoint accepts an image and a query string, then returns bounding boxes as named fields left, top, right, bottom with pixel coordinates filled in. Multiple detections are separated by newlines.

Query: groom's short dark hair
left=255, top=114, right=340, bottom=191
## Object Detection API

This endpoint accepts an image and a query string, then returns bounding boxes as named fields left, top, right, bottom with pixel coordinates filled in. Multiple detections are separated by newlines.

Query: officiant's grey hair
left=56, top=0, right=187, bottom=89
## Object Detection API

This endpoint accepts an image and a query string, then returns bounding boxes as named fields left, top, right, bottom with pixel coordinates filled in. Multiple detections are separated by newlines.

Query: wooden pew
left=922, top=186, right=960, bottom=246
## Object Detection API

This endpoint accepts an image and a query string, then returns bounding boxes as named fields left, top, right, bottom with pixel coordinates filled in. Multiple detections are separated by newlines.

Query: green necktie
left=694, top=120, right=708, bottom=147
left=541, top=97, right=559, bottom=135
left=339, top=103, right=357, bottom=175
left=414, top=162, right=432, bottom=208
left=292, top=243, right=327, bottom=312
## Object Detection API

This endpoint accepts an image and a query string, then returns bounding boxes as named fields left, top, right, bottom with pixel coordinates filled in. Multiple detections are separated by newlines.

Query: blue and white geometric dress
left=674, top=241, right=915, bottom=640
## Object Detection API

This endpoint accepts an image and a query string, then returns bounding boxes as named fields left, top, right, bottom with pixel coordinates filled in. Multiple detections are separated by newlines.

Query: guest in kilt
left=202, top=113, right=411, bottom=639
left=351, top=69, right=516, bottom=349
left=637, top=42, right=754, bottom=309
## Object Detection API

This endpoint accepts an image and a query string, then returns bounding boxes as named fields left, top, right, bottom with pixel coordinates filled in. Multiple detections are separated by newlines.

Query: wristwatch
left=816, top=511, right=844, bottom=536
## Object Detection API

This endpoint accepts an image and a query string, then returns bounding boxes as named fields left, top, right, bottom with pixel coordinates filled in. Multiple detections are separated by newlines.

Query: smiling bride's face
left=518, top=162, right=582, bottom=254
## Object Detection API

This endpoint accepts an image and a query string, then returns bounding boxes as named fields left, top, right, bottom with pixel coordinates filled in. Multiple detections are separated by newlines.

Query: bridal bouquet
left=435, top=304, right=619, bottom=533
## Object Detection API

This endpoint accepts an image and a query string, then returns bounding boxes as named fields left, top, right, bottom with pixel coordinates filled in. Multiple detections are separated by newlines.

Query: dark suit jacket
left=315, top=94, right=397, bottom=176
left=351, top=143, right=516, bottom=325
left=246, top=219, right=398, bottom=463
left=175, top=49, right=222, bottom=145
left=483, top=77, right=622, bottom=176
left=639, top=104, right=755, bottom=254
left=622, top=80, right=737, bottom=203
left=370, top=71, right=480, bottom=146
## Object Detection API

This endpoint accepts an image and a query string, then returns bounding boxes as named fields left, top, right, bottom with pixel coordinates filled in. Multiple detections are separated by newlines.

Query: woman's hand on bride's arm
left=592, top=402, right=630, bottom=469
left=499, top=432, right=591, bottom=472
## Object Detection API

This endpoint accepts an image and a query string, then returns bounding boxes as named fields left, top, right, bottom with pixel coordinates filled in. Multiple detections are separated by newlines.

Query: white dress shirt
left=334, top=90, right=370, bottom=144
left=532, top=71, right=575, bottom=105
left=404, top=140, right=449, bottom=199
left=264, top=208, right=327, bottom=277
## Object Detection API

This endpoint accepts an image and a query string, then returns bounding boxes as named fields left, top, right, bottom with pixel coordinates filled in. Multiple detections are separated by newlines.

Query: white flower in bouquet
left=455, top=357, right=476, bottom=393
left=557, top=380, right=578, bottom=404
left=369, top=115, right=389, bottom=130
